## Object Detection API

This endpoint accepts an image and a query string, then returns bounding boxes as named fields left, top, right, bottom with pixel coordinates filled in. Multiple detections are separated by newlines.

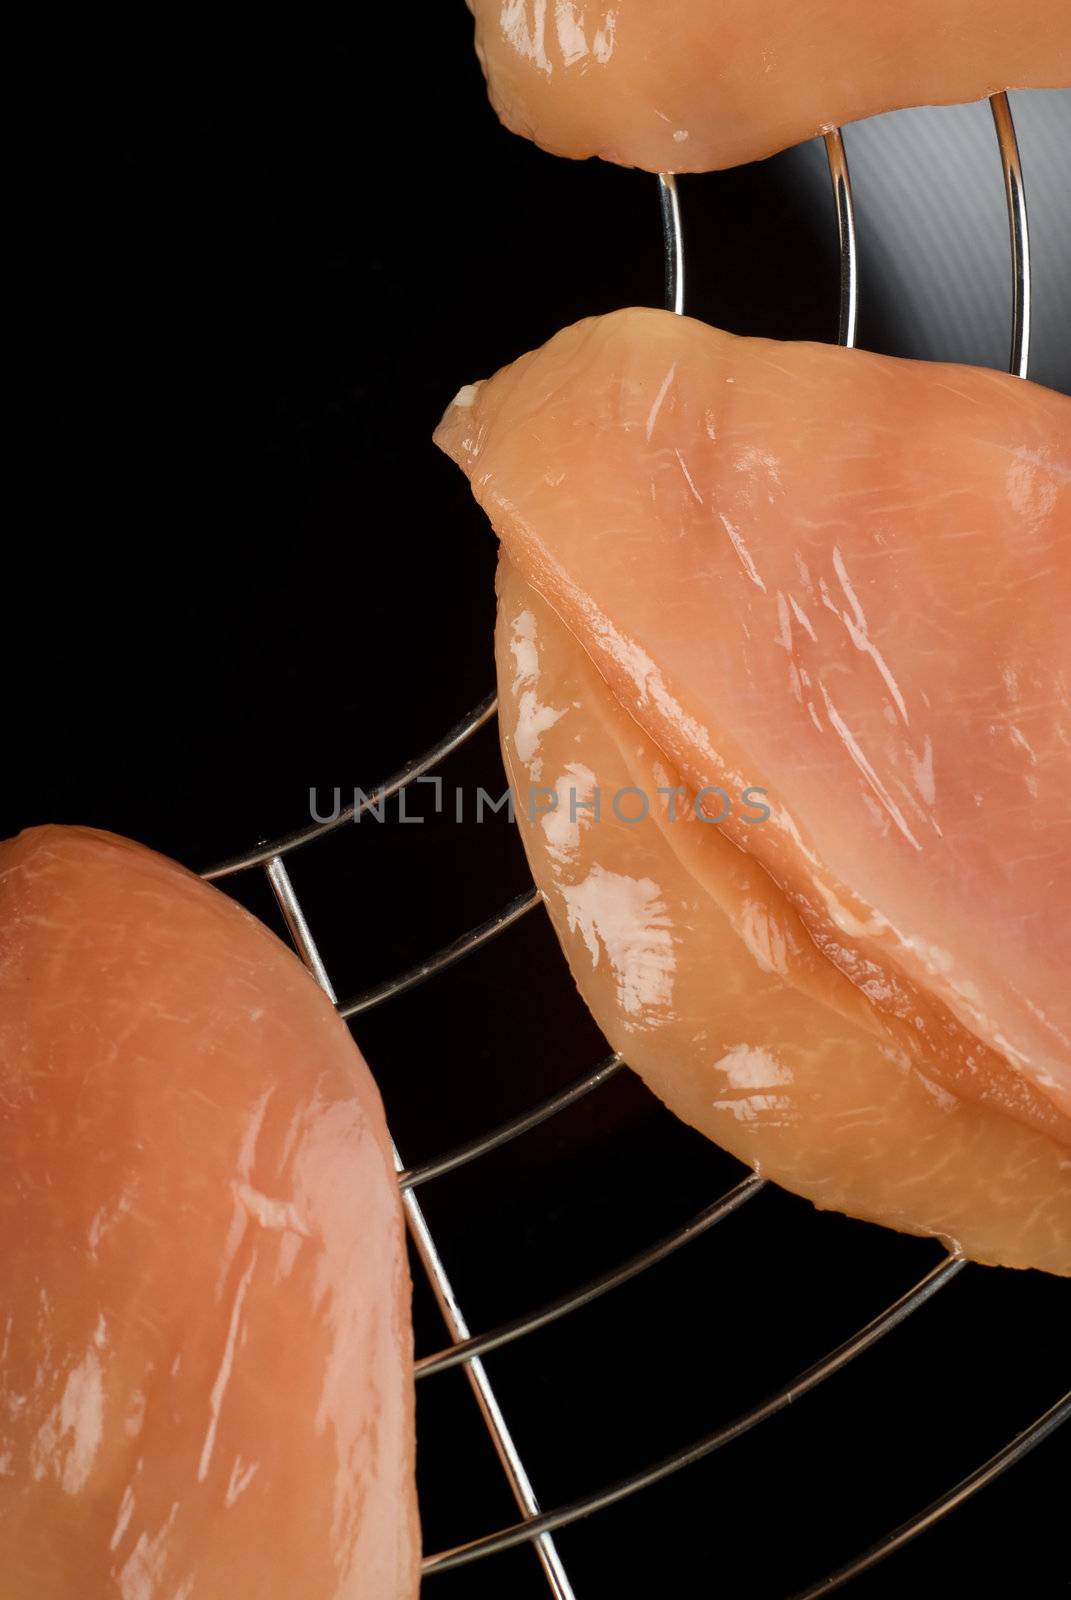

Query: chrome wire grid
left=201, top=92, right=1069, bottom=1598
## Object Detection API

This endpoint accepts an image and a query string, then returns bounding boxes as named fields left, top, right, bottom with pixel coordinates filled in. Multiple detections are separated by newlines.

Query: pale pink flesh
left=494, top=556, right=1071, bottom=1271
left=434, top=308, right=1071, bottom=1221
left=0, top=826, right=419, bottom=1600
left=435, top=310, right=1071, bottom=1123
left=468, top=0, right=1071, bottom=172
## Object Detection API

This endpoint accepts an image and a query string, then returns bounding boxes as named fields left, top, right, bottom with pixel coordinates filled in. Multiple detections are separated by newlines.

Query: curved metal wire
left=789, top=1387, right=1071, bottom=1599
left=990, top=91, right=1032, bottom=378
left=421, top=1256, right=966, bottom=1574
left=658, top=172, right=685, bottom=314
left=340, top=886, right=541, bottom=1018
left=201, top=691, right=498, bottom=880
left=416, top=1173, right=765, bottom=1380
left=399, top=1053, right=624, bottom=1190
left=824, top=128, right=859, bottom=349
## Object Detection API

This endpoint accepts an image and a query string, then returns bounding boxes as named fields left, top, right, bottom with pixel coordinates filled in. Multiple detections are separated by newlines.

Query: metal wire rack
left=200, top=92, right=1069, bottom=1598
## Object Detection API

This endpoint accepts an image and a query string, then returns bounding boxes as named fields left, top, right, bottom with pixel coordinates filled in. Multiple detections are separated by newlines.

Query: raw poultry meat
left=467, top=0, right=1071, bottom=171
left=435, top=307, right=1071, bottom=1271
left=0, top=825, right=419, bottom=1599
left=493, top=556, right=1071, bottom=1271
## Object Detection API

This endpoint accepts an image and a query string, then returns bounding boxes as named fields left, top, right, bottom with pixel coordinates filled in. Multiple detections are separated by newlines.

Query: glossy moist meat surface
left=0, top=826, right=419, bottom=1600
left=468, top=0, right=1071, bottom=171
left=435, top=309, right=1071, bottom=1271
left=494, top=556, right=1071, bottom=1271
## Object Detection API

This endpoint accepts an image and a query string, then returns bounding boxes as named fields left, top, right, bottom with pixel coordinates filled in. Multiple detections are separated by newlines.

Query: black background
left=6, top=13, right=1069, bottom=1598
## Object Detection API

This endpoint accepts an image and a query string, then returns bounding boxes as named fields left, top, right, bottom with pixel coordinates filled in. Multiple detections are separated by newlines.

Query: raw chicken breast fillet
left=468, top=0, right=1071, bottom=171
left=494, top=556, right=1071, bottom=1270
left=435, top=308, right=1071, bottom=1272
left=0, top=826, right=419, bottom=1600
